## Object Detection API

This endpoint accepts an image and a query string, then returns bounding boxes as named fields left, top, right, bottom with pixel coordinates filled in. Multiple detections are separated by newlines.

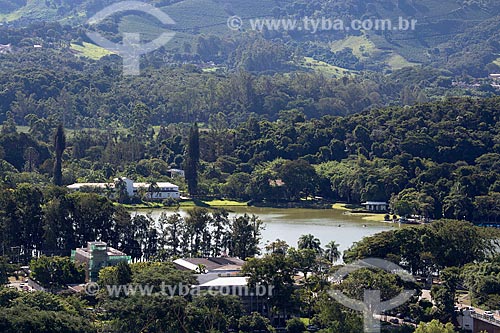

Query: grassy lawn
left=332, top=203, right=364, bottom=210
left=16, top=126, right=30, bottom=134
left=386, top=53, right=418, bottom=70
left=300, top=57, right=355, bottom=77
left=115, top=202, right=165, bottom=209
left=332, top=203, right=389, bottom=222
left=300, top=318, right=310, bottom=325
left=117, top=199, right=248, bottom=209
left=360, top=213, right=388, bottom=222
left=71, top=42, right=114, bottom=60
left=0, top=11, right=22, bottom=22
left=204, top=199, right=248, bottom=207
left=16, top=126, right=80, bottom=137
left=332, top=203, right=350, bottom=211
left=180, top=199, right=248, bottom=208
left=330, top=34, right=377, bottom=60
left=330, top=34, right=417, bottom=70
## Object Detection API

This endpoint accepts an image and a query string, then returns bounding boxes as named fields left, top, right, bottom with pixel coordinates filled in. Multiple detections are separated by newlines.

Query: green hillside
left=0, top=0, right=499, bottom=75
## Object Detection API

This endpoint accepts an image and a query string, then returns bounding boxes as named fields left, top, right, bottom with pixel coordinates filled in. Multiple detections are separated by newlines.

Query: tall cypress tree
left=53, top=124, right=66, bottom=186
left=184, top=123, right=199, bottom=196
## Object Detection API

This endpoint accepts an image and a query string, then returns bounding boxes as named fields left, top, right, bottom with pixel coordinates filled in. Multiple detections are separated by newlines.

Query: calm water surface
left=132, top=207, right=397, bottom=251
left=132, top=207, right=397, bottom=255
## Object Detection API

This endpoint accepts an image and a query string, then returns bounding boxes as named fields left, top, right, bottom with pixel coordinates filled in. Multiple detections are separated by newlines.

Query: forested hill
left=1, top=96, right=499, bottom=222
left=0, top=43, right=497, bottom=129
left=0, top=0, right=499, bottom=76
left=0, top=52, right=459, bottom=127
left=223, top=97, right=500, bottom=217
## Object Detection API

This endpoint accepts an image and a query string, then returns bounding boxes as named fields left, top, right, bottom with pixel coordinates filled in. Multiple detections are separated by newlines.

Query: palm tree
left=136, top=186, right=147, bottom=203
left=265, top=239, right=289, bottom=254
left=104, top=183, right=114, bottom=200
left=195, top=264, right=207, bottom=274
left=147, top=181, right=160, bottom=201
left=324, top=241, right=341, bottom=263
left=298, top=234, right=322, bottom=254
left=115, top=178, right=128, bottom=203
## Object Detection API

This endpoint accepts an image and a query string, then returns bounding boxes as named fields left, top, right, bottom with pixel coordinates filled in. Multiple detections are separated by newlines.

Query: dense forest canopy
left=0, top=0, right=498, bottom=131
left=1, top=96, right=498, bottom=223
left=0, top=47, right=497, bottom=127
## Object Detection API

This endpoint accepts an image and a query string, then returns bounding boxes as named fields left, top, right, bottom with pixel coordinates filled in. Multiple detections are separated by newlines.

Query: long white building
left=67, top=177, right=180, bottom=200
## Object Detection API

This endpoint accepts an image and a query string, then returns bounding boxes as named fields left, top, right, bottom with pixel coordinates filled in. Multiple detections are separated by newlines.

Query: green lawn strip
left=332, top=203, right=389, bottom=223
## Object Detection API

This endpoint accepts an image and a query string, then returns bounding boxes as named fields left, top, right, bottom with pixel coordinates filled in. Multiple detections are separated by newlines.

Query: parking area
left=8, top=276, right=35, bottom=292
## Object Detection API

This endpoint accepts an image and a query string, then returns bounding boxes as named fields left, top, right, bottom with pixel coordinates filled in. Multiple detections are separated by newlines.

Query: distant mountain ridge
left=0, top=0, right=499, bottom=76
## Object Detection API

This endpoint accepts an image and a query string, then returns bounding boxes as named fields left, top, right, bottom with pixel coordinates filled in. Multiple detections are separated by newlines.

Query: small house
left=362, top=201, right=389, bottom=212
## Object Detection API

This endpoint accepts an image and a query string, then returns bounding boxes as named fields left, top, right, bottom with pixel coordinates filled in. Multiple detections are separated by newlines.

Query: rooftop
left=133, top=182, right=178, bottom=189
left=75, top=242, right=127, bottom=258
left=67, top=183, right=113, bottom=189
left=198, top=276, right=248, bottom=287
left=67, top=179, right=178, bottom=190
left=174, top=257, right=244, bottom=273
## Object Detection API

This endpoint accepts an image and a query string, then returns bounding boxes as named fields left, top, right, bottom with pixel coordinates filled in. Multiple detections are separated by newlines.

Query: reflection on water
left=131, top=207, right=396, bottom=257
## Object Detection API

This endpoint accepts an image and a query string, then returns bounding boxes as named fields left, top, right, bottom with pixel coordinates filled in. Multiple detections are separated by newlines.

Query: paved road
left=374, top=314, right=417, bottom=327
left=458, top=303, right=500, bottom=319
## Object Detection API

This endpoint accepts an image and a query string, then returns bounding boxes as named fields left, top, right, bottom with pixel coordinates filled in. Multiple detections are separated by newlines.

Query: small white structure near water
left=362, top=201, right=389, bottom=212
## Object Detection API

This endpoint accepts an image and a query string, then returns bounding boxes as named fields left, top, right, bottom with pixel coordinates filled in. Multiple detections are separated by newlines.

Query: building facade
left=67, top=177, right=180, bottom=200
left=71, top=241, right=131, bottom=282
left=362, top=201, right=389, bottom=212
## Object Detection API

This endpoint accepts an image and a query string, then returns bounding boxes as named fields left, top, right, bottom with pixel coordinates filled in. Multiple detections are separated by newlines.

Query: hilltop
left=0, top=0, right=499, bottom=76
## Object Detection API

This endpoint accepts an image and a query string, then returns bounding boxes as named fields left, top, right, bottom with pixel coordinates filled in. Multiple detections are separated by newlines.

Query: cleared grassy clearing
left=300, top=56, right=355, bottom=77
left=330, top=34, right=377, bottom=60
left=71, top=42, right=114, bottom=60
left=332, top=203, right=389, bottom=223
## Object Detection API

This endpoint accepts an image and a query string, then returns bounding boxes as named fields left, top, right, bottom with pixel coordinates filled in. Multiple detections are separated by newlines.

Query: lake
left=131, top=206, right=397, bottom=256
